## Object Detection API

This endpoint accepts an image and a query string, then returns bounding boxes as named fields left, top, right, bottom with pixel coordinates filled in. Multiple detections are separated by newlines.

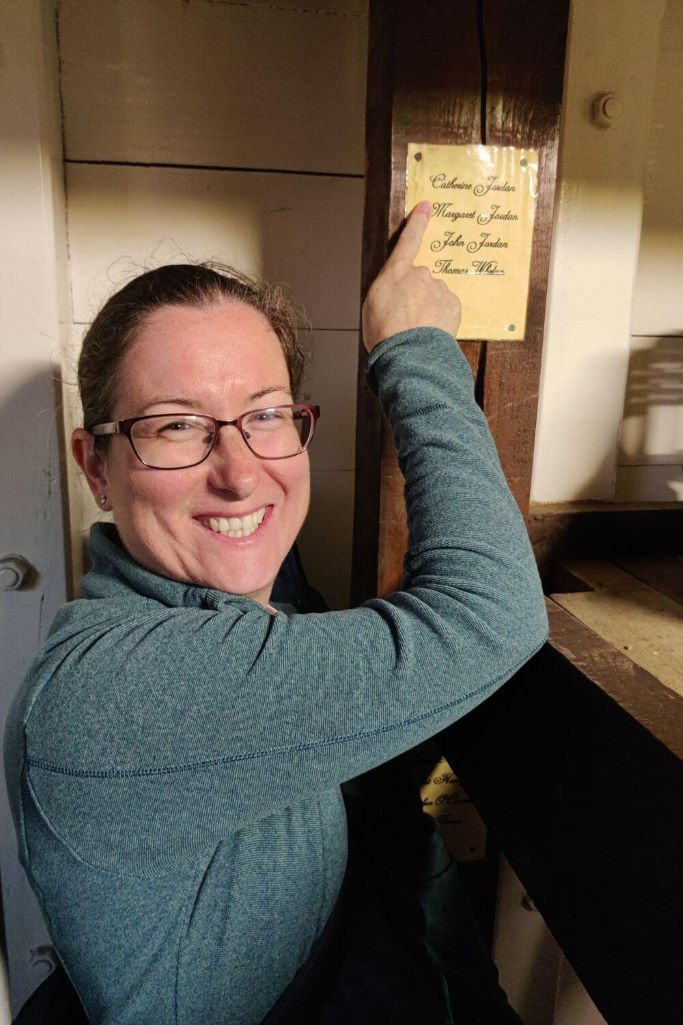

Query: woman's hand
left=361, top=201, right=462, bottom=353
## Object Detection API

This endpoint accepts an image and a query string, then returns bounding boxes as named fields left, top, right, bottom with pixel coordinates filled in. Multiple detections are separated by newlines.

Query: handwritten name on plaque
left=405, top=143, right=538, bottom=340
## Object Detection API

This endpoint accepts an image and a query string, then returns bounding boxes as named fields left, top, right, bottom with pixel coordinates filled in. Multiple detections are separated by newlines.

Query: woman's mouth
left=201, top=507, right=267, bottom=539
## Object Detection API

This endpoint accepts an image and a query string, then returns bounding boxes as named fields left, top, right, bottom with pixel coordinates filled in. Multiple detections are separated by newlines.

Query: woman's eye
left=247, top=409, right=287, bottom=431
left=152, top=419, right=210, bottom=441
left=159, top=421, right=193, bottom=433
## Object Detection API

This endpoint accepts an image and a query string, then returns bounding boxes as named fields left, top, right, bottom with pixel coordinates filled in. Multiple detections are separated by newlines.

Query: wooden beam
left=352, top=0, right=569, bottom=602
left=352, top=0, right=483, bottom=602
left=529, top=502, right=683, bottom=583
left=480, top=0, right=568, bottom=511
left=551, top=559, right=683, bottom=699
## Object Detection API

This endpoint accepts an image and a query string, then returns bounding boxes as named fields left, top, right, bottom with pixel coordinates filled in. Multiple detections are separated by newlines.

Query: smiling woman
left=73, top=297, right=312, bottom=605
left=4, top=207, right=547, bottom=1025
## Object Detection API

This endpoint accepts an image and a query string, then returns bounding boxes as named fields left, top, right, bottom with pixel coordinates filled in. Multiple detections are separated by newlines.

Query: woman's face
left=74, top=301, right=310, bottom=607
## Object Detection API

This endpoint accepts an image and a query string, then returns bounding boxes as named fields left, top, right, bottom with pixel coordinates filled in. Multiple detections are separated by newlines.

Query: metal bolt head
left=591, top=92, right=623, bottom=129
left=0, top=554, right=32, bottom=590
left=29, top=944, right=56, bottom=979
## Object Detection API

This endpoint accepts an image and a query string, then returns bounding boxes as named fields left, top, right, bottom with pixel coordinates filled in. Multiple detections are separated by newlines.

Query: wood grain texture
left=545, top=596, right=683, bottom=760
left=438, top=598, right=683, bottom=1024
left=551, top=559, right=683, bottom=699
left=210, top=0, right=367, bottom=12
left=613, top=554, right=683, bottom=606
left=478, top=0, right=568, bottom=514
left=352, top=0, right=569, bottom=601
left=379, top=0, right=486, bottom=596
left=352, top=0, right=484, bottom=601
left=350, top=0, right=394, bottom=604
left=528, top=502, right=683, bottom=583
left=59, top=0, right=367, bottom=173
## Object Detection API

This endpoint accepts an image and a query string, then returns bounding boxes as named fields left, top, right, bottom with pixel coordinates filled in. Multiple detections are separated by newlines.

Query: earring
left=100, top=495, right=107, bottom=506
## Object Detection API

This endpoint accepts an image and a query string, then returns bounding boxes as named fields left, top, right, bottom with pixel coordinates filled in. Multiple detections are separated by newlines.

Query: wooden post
left=352, top=0, right=570, bottom=602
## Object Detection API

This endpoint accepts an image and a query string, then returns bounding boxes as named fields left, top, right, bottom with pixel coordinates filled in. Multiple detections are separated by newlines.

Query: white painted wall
left=531, top=0, right=678, bottom=504
left=59, top=0, right=367, bottom=609
left=0, top=949, right=10, bottom=1025
left=494, top=858, right=608, bottom=1025
left=0, top=0, right=71, bottom=1013
left=59, top=0, right=366, bottom=173
left=616, top=0, right=683, bottom=501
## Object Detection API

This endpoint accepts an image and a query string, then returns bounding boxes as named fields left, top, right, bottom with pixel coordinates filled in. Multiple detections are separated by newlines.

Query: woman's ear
left=72, top=429, right=111, bottom=511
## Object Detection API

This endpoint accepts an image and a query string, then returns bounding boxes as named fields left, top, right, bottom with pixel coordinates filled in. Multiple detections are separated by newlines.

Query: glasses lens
left=242, top=406, right=313, bottom=458
left=131, top=415, right=215, bottom=468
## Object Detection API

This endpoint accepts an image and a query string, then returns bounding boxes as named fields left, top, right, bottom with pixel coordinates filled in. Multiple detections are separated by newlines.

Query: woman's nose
left=206, top=426, right=259, bottom=497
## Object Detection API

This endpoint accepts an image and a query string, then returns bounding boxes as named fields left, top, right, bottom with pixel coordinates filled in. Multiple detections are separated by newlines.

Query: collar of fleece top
left=83, top=522, right=268, bottom=613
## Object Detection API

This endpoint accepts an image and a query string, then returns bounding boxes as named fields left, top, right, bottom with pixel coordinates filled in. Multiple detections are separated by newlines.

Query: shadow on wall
left=617, top=336, right=683, bottom=501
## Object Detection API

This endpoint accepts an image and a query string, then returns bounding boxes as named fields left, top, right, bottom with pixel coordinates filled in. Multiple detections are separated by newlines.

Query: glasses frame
left=89, top=404, right=320, bottom=469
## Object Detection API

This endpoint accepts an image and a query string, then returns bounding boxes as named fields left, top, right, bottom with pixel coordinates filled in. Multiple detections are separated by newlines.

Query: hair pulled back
left=78, top=263, right=306, bottom=432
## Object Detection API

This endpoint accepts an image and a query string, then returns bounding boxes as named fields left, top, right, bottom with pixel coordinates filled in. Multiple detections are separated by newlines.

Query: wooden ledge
left=438, top=577, right=683, bottom=1024
left=547, top=560, right=683, bottom=759
left=528, top=502, right=683, bottom=582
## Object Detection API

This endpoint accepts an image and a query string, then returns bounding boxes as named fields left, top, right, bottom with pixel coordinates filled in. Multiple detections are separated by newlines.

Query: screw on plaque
left=414, top=152, right=422, bottom=161
left=520, top=157, right=528, bottom=168
left=507, top=324, right=516, bottom=332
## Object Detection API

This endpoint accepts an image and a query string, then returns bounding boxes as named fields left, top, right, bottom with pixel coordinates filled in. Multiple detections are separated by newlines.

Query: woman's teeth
left=203, top=508, right=266, bottom=538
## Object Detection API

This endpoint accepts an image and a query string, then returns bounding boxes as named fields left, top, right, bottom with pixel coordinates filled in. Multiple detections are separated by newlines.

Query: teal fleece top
left=5, top=328, right=548, bottom=1025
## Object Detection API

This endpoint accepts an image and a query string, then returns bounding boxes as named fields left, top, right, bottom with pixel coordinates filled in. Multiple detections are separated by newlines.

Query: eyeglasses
left=90, top=404, right=320, bottom=469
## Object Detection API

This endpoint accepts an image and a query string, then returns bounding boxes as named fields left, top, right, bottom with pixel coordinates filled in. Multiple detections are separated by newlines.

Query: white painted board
left=59, top=0, right=367, bottom=174
left=66, top=162, right=364, bottom=330
left=493, top=857, right=608, bottom=1025
left=493, top=856, right=563, bottom=1024
left=0, top=0, right=71, bottom=1013
left=303, top=330, right=359, bottom=473
left=631, top=1, right=683, bottom=336
left=530, top=0, right=667, bottom=502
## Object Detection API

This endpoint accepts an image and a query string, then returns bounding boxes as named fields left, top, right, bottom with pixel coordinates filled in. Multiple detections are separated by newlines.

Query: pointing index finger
left=389, top=201, right=432, bottom=267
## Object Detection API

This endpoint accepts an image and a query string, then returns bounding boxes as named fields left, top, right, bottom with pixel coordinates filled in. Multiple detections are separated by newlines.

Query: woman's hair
left=78, top=263, right=306, bottom=431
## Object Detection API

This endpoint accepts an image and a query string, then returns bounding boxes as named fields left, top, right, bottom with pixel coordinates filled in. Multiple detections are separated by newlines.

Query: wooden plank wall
left=58, top=0, right=368, bottom=609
